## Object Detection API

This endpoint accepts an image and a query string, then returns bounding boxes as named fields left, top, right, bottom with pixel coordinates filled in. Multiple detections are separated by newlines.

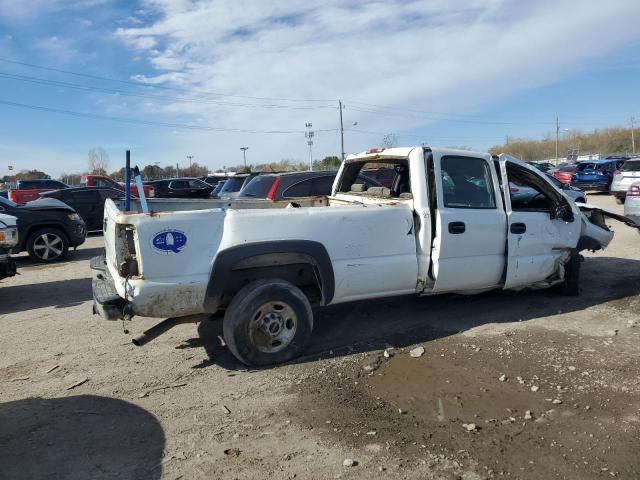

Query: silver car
left=623, top=182, right=640, bottom=226
left=611, top=158, right=640, bottom=204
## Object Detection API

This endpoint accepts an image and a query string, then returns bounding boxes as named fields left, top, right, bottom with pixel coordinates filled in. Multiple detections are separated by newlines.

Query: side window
left=169, top=180, right=188, bottom=189
left=310, top=176, right=335, bottom=195
left=283, top=179, right=312, bottom=197
left=100, top=189, right=120, bottom=200
left=507, top=163, right=562, bottom=212
left=440, top=156, right=496, bottom=209
left=94, top=179, right=111, bottom=187
left=188, top=179, right=206, bottom=189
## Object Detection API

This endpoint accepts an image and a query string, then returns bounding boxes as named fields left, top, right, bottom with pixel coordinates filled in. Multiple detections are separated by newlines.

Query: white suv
left=611, top=158, right=640, bottom=204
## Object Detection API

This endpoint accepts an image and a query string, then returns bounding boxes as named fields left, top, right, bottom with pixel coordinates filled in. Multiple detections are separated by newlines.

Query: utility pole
left=631, top=116, right=636, bottom=154
left=176, top=163, right=180, bottom=177
left=240, top=147, right=248, bottom=169
left=305, top=122, right=314, bottom=171
left=339, top=100, right=345, bottom=160
left=555, top=115, right=559, bottom=166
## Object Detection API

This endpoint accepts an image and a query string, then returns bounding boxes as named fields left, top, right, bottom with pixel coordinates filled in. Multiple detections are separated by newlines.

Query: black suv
left=239, top=170, right=381, bottom=201
left=0, top=196, right=86, bottom=262
left=145, top=178, right=214, bottom=198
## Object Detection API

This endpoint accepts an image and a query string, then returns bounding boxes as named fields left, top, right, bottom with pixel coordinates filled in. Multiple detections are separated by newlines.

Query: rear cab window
left=337, top=160, right=412, bottom=199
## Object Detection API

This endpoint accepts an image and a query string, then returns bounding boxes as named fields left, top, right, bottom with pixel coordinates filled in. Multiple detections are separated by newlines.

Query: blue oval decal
left=151, top=229, right=187, bottom=254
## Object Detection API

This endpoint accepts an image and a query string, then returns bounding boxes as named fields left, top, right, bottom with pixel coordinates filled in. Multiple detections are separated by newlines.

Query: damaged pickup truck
left=92, top=147, right=635, bottom=366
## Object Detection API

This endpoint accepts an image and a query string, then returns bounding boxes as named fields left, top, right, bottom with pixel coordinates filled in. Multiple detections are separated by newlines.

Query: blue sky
left=0, top=0, right=639, bottom=178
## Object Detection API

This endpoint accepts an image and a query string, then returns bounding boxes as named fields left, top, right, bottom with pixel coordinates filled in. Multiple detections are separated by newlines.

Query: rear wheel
left=615, top=197, right=625, bottom=205
left=223, top=279, right=313, bottom=366
left=27, top=228, right=69, bottom=263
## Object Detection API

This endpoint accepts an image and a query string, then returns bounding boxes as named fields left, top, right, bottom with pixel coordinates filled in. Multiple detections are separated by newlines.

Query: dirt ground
left=1, top=194, right=639, bottom=480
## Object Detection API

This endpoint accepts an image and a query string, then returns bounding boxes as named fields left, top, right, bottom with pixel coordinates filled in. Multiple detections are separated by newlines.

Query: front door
left=498, top=154, right=581, bottom=289
left=429, top=152, right=507, bottom=293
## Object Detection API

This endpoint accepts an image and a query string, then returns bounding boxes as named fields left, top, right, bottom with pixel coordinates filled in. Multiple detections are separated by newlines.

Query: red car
left=549, top=163, right=578, bottom=185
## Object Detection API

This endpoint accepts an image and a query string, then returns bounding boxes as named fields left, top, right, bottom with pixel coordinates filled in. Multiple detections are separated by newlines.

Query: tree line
left=490, top=126, right=637, bottom=161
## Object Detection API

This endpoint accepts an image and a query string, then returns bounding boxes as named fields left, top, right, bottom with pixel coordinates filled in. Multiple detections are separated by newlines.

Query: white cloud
left=108, top=0, right=640, bottom=168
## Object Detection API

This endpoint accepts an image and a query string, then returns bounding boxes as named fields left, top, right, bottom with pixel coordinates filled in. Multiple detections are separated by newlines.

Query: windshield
left=0, top=196, right=17, bottom=208
left=239, top=175, right=276, bottom=198
left=576, top=162, right=599, bottom=171
left=621, top=160, right=640, bottom=171
left=219, top=177, right=246, bottom=193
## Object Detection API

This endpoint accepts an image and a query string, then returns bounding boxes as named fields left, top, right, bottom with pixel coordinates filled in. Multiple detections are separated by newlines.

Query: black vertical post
left=125, top=150, right=131, bottom=211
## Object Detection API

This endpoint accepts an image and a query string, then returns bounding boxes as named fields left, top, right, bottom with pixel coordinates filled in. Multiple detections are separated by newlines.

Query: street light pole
left=240, top=147, right=248, bottom=169
left=555, top=116, right=559, bottom=166
left=186, top=155, right=194, bottom=171
left=631, top=116, right=636, bottom=154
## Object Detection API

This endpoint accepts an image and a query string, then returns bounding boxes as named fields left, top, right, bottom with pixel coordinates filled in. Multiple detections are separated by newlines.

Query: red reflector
left=510, top=187, right=519, bottom=193
left=628, top=185, right=640, bottom=197
left=266, top=177, right=281, bottom=201
left=367, top=148, right=384, bottom=154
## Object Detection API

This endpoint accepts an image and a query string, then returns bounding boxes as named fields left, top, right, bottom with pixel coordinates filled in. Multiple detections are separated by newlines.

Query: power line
left=0, top=71, right=335, bottom=110
left=0, top=57, right=335, bottom=103
left=0, top=98, right=338, bottom=135
left=347, top=104, right=553, bottom=126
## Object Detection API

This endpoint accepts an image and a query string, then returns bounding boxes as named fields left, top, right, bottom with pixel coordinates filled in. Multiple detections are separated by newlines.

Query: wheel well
left=21, top=224, right=69, bottom=250
left=204, top=241, right=335, bottom=313
left=220, top=260, right=322, bottom=309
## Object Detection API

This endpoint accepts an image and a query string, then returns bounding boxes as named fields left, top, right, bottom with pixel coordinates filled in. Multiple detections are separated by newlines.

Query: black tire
left=557, top=251, right=581, bottom=296
left=576, top=197, right=586, bottom=204
left=615, top=197, right=624, bottom=205
left=26, top=228, right=69, bottom=263
left=223, top=279, right=313, bottom=366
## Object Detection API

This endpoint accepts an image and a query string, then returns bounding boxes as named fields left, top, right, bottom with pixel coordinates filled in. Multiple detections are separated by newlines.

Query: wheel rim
left=33, top=233, right=64, bottom=260
left=249, top=301, right=298, bottom=353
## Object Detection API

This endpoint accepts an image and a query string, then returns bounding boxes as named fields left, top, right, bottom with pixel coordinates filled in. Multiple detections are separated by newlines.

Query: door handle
left=510, top=222, right=526, bottom=234
left=448, top=221, right=466, bottom=234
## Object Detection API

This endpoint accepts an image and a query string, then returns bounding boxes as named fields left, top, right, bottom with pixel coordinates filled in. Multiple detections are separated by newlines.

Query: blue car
left=571, top=159, right=625, bottom=192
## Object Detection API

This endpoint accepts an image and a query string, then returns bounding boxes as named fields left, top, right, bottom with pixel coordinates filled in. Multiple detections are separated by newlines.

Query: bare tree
left=88, top=148, right=110, bottom=175
left=382, top=133, right=398, bottom=149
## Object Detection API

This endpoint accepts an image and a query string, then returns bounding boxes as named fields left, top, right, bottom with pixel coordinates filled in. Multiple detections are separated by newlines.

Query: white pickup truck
left=92, top=147, right=634, bottom=365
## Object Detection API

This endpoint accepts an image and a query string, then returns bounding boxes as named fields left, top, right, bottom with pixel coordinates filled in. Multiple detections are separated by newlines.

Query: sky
left=0, top=0, right=640, bottom=178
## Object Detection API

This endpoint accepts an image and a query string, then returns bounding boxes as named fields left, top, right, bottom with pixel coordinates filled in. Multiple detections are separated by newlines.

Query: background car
left=571, top=159, right=625, bottom=192
left=549, top=163, right=578, bottom=184
left=526, top=161, right=555, bottom=172
left=8, top=178, right=69, bottom=203
left=211, top=180, right=226, bottom=197
left=610, top=157, right=640, bottom=204
left=214, top=173, right=252, bottom=199
left=41, top=186, right=123, bottom=232
left=0, top=196, right=86, bottom=262
left=544, top=174, right=587, bottom=203
left=145, top=178, right=214, bottom=198
left=624, top=182, right=640, bottom=225
left=238, top=170, right=382, bottom=201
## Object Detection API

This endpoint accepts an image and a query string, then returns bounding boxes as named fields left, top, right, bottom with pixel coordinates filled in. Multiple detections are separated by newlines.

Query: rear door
left=498, top=155, right=581, bottom=289
left=430, top=152, right=507, bottom=292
